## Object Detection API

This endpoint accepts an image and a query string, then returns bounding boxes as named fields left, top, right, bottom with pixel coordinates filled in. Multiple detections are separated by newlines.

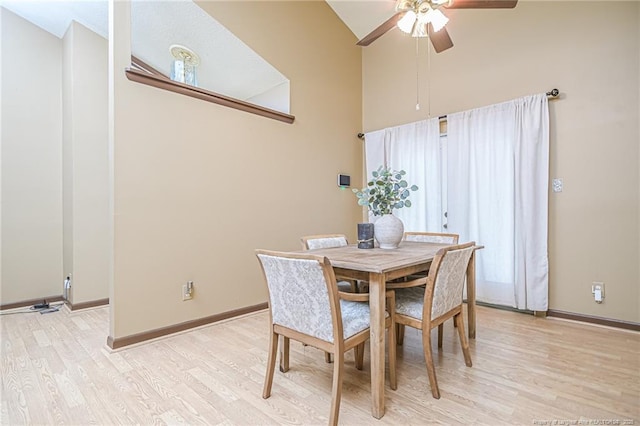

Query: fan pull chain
left=415, top=37, right=420, bottom=111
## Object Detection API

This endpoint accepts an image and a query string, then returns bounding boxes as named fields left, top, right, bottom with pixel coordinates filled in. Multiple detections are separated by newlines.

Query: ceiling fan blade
left=428, top=25, right=454, bottom=53
left=357, top=11, right=406, bottom=46
left=445, top=0, right=518, bottom=9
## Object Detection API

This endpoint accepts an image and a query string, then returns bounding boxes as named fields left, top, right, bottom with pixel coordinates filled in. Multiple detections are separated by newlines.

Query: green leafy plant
left=352, top=166, right=419, bottom=216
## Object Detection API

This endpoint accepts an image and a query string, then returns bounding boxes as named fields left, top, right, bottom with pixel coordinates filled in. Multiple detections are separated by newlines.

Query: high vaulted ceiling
left=325, top=0, right=397, bottom=41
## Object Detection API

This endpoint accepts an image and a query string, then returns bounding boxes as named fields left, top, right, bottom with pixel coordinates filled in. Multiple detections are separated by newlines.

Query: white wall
left=246, top=81, right=290, bottom=114
left=62, top=16, right=74, bottom=301
left=1, top=8, right=63, bottom=304
left=62, top=21, right=109, bottom=305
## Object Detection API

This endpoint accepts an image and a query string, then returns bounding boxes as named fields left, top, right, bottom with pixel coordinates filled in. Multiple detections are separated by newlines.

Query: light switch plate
left=552, top=178, right=563, bottom=193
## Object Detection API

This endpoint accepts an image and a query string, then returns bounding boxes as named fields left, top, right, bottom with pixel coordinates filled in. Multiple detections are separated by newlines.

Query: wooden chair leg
left=386, top=292, right=397, bottom=390
left=325, top=352, right=333, bottom=363
left=396, top=323, right=405, bottom=345
left=350, top=280, right=358, bottom=293
left=354, top=343, right=365, bottom=370
left=438, top=323, right=444, bottom=348
left=455, top=313, right=473, bottom=367
left=422, top=329, right=440, bottom=399
left=263, top=330, right=278, bottom=398
left=329, top=350, right=344, bottom=426
left=279, top=336, right=290, bottom=373
left=388, top=322, right=397, bottom=390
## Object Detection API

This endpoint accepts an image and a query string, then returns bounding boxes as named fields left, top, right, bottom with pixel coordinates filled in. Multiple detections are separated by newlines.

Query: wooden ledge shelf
left=124, top=68, right=295, bottom=124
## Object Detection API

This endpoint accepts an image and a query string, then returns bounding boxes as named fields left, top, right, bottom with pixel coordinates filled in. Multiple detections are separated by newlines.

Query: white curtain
left=364, top=129, right=386, bottom=181
left=364, top=118, right=443, bottom=231
left=447, top=94, right=549, bottom=311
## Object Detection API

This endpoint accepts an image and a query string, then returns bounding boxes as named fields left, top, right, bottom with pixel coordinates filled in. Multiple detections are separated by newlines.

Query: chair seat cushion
left=395, top=287, right=425, bottom=320
left=339, top=300, right=388, bottom=340
left=337, top=280, right=353, bottom=292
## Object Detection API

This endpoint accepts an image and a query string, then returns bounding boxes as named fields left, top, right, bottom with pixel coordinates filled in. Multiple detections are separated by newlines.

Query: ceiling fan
left=357, top=0, right=518, bottom=53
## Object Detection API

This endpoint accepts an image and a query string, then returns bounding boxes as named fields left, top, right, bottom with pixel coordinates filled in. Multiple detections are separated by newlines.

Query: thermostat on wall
left=338, top=174, right=350, bottom=188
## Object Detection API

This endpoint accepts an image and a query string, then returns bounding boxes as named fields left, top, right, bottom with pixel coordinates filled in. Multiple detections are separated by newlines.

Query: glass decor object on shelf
left=170, top=44, right=200, bottom=87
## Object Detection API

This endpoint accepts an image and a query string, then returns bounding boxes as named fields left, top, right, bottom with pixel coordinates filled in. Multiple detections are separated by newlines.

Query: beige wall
left=1, top=9, right=63, bottom=304
left=363, top=2, right=639, bottom=322
left=109, top=1, right=362, bottom=339
left=62, top=21, right=110, bottom=305
left=62, top=18, right=74, bottom=301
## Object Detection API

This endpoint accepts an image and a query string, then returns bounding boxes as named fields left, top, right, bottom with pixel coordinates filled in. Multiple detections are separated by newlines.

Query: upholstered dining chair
left=388, top=233, right=460, bottom=290
left=301, top=234, right=363, bottom=363
left=390, top=231, right=461, bottom=345
left=393, top=242, right=475, bottom=399
left=403, top=231, right=459, bottom=245
left=301, top=234, right=359, bottom=293
left=256, top=249, right=396, bottom=426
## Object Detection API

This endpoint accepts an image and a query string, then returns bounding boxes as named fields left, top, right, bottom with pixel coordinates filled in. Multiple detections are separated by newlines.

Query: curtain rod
left=357, top=88, right=560, bottom=140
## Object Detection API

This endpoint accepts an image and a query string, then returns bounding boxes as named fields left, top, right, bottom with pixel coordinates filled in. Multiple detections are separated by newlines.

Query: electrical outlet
left=182, top=281, right=194, bottom=301
left=591, top=282, right=605, bottom=303
left=552, top=178, right=563, bottom=193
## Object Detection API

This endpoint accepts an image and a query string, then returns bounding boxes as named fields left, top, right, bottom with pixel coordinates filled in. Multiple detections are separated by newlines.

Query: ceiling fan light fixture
left=397, top=10, right=417, bottom=33
left=426, top=8, right=449, bottom=32
left=396, top=0, right=415, bottom=12
left=361, top=0, right=517, bottom=50
left=412, top=23, right=429, bottom=37
left=417, top=2, right=431, bottom=14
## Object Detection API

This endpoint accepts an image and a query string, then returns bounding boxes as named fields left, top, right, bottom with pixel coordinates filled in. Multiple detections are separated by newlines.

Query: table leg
left=368, top=272, right=385, bottom=419
left=466, top=250, right=477, bottom=339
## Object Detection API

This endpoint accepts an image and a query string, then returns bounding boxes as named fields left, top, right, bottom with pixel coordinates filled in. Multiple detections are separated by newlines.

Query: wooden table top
left=300, top=241, right=450, bottom=274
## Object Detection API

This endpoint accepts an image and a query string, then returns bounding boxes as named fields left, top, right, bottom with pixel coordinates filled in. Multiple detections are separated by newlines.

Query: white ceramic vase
left=374, top=214, right=404, bottom=249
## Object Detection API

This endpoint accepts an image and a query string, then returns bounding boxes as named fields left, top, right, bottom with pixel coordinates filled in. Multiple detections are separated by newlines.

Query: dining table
left=299, top=240, right=481, bottom=419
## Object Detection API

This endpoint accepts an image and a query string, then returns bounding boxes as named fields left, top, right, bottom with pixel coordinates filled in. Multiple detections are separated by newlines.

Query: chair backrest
left=256, top=250, right=341, bottom=343
left=426, top=242, right=475, bottom=320
left=404, top=232, right=459, bottom=245
left=301, top=234, right=348, bottom=250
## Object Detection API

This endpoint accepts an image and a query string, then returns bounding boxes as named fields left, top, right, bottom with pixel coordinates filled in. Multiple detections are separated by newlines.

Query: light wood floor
left=1, top=304, right=638, bottom=425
